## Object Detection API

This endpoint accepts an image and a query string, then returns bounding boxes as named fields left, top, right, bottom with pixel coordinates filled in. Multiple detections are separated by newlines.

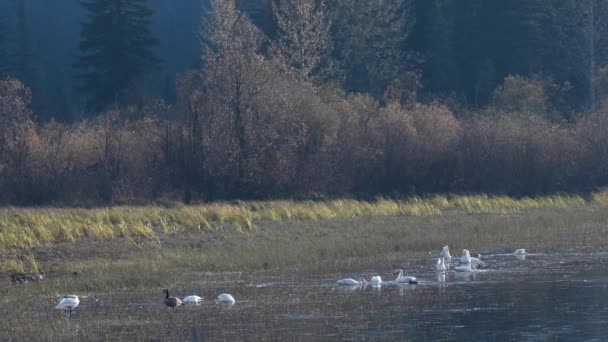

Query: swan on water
left=217, top=293, right=236, bottom=304
left=440, top=246, right=452, bottom=261
left=162, top=289, right=183, bottom=311
left=435, top=258, right=446, bottom=273
left=460, top=249, right=482, bottom=268
left=454, top=262, right=476, bottom=273
left=370, top=275, right=382, bottom=285
left=513, top=249, right=527, bottom=260
left=337, top=278, right=367, bottom=286
left=393, top=269, right=418, bottom=284
left=183, top=295, right=203, bottom=304
left=514, top=249, right=527, bottom=256
left=55, top=295, right=80, bottom=317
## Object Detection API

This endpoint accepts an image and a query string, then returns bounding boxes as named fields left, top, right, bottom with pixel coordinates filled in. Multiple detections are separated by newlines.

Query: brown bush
left=0, top=79, right=38, bottom=203
left=459, top=111, right=583, bottom=195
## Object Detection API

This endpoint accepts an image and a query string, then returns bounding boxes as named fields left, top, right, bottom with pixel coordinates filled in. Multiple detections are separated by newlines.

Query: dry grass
left=1, top=200, right=608, bottom=339
left=0, top=191, right=605, bottom=254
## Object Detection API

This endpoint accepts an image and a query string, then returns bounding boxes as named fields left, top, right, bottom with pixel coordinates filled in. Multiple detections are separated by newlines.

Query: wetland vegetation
left=1, top=197, right=608, bottom=339
left=0, top=187, right=606, bottom=340
left=2, top=0, right=608, bottom=339
left=0, top=191, right=605, bottom=269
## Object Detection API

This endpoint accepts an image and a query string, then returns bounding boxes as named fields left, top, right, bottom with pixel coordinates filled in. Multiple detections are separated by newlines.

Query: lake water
left=45, top=252, right=608, bottom=341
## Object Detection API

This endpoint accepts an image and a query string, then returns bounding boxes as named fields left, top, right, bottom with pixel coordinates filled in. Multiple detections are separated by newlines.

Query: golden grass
left=0, top=190, right=606, bottom=252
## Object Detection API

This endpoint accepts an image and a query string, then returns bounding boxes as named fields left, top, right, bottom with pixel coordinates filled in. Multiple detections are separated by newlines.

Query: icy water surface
left=13, top=252, right=608, bottom=340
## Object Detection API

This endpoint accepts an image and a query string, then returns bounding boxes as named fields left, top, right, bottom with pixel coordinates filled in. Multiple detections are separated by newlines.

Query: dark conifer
left=0, top=12, right=7, bottom=78
left=75, top=0, right=160, bottom=112
left=10, top=0, right=35, bottom=86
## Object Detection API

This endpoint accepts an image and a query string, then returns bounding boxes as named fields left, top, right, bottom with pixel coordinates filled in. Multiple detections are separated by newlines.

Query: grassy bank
left=1, top=197, right=608, bottom=339
left=1, top=200, right=608, bottom=289
left=0, top=191, right=605, bottom=254
left=0, top=191, right=607, bottom=275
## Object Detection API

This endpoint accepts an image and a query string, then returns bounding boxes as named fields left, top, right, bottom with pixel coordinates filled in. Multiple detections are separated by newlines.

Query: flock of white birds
left=52, top=246, right=528, bottom=317
left=54, top=290, right=236, bottom=317
left=336, top=246, right=527, bottom=287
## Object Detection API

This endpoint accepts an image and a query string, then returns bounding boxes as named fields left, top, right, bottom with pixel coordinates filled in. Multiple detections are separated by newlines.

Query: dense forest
left=1, top=0, right=608, bottom=205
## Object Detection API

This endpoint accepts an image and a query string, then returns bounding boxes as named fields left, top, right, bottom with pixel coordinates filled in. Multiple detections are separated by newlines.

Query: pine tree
left=546, top=0, right=606, bottom=112
left=10, top=0, right=35, bottom=86
left=75, top=0, right=160, bottom=112
left=329, top=0, right=413, bottom=96
left=424, top=0, right=458, bottom=94
left=0, top=12, right=7, bottom=78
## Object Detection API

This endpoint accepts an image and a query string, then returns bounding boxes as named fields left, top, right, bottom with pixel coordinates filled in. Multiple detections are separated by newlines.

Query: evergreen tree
left=10, top=0, right=35, bottom=87
left=0, top=12, right=7, bottom=78
left=424, top=0, right=458, bottom=95
left=329, top=0, right=414, bottom=96
left=547, top=0, right=599, bottom=112
left=75, top=0, right=160, bottom=112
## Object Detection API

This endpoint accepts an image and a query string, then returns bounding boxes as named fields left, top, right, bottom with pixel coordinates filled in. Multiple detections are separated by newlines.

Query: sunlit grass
left=1, top=197, right=608, bottom=340
left=0, top=190, right=607, bottom=254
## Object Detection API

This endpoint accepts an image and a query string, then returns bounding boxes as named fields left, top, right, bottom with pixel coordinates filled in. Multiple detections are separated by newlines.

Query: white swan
left=440, top=246, right=452, bottom=261
left=454, top=262, right=476, bottom=273
left=393, top=269, right=418, bottom=284
left=183, top=295, right=203, bottom=304
left=435, top=258, right=446, bottom=273
left=370, top=275, right=382, bottom=285
left=55, top=295, right=80, bottom=317
left=216, top=293, right=236, bottom=304
left=336, top=278, right=367, bottom=286
left=514, top=248, right=527, bottom=256
left=460, top=249, right=482, bottom=268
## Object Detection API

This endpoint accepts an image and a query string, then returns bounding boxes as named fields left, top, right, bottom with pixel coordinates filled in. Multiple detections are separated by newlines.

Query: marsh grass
left=1, top=201, right=608, bottom=340
left=5, top=201, right=608, bottom=286
left=0, top=191, right=606, bottom=256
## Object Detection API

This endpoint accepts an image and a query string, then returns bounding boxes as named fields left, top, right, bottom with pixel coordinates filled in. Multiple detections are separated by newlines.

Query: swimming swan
left=440, top=246, right=452, bottom=261
left=435, top=258, right=446, bottom=273
left=370, top=275, right=382, bottom=285
left=337, top=278, right=367, bottom=286
left=514, top=249, right=527, bottom=255
left=55, top=295, right=80, bottom=317
left=460, top=249, right=482, bottom=268
left=393, top=269, right=418, bottom=284
left=183, top=295, right=203, bottom=304
left=454, top=262, right=476, bottom=273
left=217, top=293, right=236, bottom=304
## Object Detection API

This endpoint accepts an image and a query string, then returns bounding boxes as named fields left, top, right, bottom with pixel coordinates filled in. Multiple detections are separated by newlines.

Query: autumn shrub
left=351, top=101, right=461, bottom=196
left=459, top=111, right=583, bottom=195
left=575, top=104, right=608, bottom=188
left=0, top=78, right=39, bottom=204
left=492, top=74, right=547, bottom=115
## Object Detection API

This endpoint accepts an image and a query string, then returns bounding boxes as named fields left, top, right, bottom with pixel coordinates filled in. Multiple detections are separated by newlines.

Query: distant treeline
left=1, top=0, right=608, bottom=205
left=1, top=76, right=607, bottom=205
left=0, top=0, right=607, bottom=118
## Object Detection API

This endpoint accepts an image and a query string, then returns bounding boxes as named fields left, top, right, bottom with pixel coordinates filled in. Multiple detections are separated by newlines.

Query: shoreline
left=1, top=199, right=607, bottom=281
